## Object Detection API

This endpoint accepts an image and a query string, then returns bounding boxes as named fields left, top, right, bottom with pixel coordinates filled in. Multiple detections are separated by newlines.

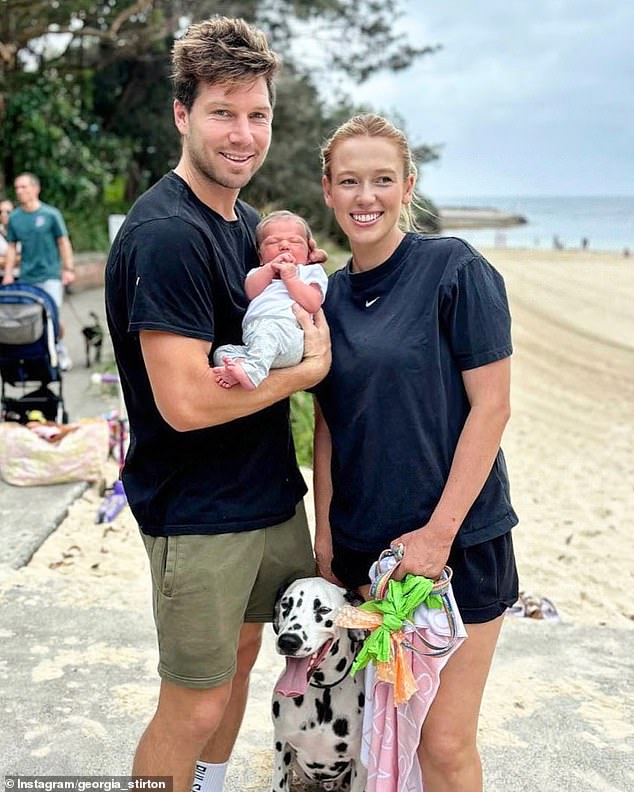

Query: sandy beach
left=481, top=247, right=634, bottom=629
left=2, top=245, right=633, bottom=786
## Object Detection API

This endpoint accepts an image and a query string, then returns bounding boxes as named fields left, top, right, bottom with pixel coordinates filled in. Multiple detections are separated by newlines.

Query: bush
left=65, top=206, right=111, bottom=252
left=291, top=391, right=315, bottom=468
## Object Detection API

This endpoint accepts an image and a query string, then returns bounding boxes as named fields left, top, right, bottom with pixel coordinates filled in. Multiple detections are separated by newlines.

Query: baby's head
left=256, top=210, right=311, bottom=265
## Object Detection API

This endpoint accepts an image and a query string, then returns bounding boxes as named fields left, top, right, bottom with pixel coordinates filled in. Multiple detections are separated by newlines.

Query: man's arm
left=57, top=236, right=75, bottom=286
left=1, top=243, right=18, bottom=285
left=141, top=306, right=331, bottom=431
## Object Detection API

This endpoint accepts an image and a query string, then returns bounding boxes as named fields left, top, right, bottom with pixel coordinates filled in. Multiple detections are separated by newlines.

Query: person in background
left=105, top=17, right=330, bottom=792
left=0, top=199, right=14, bottom=271
left=313, top=113, right=518, bottom=792
left=2, top=174, right=75, bottom=369
left=0, top=199, right=13, bottom=237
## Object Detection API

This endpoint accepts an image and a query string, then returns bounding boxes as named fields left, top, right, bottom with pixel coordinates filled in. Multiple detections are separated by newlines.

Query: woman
left=313, top=113, right=519, bottom=792
left=0, top=200, right=14, bottom=270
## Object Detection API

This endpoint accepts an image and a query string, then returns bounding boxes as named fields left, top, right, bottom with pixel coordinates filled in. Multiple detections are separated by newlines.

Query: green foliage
left=64, top=206, right=111, bottom=251
left=5, top=76, right=128, bottom=204
left=291, top=391, right=315, bottom=468
left=0, top=1, right=442, bottom=249
left=1, top=72, right=131, bottom=248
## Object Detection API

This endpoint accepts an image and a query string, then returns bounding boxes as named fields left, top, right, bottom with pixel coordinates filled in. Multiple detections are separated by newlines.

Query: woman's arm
left=394, top=356, right=512, bottom=580
left=313, top=399, right=342, bottom=584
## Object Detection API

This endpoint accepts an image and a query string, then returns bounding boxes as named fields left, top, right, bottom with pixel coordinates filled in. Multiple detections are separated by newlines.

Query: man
left=2, top=174, right=75, bottom=369
left=104, top=17, right=330, bottom=792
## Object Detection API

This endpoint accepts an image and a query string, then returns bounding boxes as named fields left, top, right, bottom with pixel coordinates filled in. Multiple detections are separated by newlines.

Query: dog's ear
left=272, top=582, right=288, bottom=635
left=344, top=589, right=364, bottom=607
left=343, top=589, right=368, bottom=644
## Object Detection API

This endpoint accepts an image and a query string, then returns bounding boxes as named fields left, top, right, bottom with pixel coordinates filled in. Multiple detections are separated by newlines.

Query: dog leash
left=369, top=545, right=459, bottom=658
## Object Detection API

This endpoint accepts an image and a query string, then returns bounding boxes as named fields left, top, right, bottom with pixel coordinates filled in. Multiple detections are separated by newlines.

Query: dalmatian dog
left=271, top=577, right=367, bottom=792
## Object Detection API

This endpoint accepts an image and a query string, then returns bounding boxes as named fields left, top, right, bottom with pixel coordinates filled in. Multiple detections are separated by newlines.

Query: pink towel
left=361, top=588, right=466, bottom=791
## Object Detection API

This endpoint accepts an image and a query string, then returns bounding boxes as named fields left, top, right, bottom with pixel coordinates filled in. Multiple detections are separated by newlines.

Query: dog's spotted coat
left=271, top=578, right=366, bottom=791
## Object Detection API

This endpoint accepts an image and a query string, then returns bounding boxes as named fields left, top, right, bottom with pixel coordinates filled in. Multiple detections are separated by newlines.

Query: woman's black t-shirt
left=314, top=233, right=518, bottom=553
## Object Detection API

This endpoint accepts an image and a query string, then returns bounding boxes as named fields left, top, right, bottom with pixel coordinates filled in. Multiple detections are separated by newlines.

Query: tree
left=0, top=1, right=441, bottom=245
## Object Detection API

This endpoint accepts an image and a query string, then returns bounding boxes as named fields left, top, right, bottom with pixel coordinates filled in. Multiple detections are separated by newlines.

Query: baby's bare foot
left=223, top=357, right=256, bottom=390
left=212, top=368, right=235, bottom=388
left=212, top=357, right=256, bottom=390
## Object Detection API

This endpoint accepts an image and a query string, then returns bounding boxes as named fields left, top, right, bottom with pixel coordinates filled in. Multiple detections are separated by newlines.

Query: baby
left=212, top=211, right=328, bottom=390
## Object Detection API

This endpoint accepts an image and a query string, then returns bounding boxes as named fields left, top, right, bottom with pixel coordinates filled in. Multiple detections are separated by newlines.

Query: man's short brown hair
left=171, top=17, right=280, bottom=111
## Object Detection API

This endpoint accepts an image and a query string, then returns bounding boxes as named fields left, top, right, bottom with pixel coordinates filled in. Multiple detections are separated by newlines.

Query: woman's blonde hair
left=321, top=113, right=427, bottom=232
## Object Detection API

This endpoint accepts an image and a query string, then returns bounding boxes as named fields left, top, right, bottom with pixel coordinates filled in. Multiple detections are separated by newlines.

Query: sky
left=328, top=1, right=633, bottom=199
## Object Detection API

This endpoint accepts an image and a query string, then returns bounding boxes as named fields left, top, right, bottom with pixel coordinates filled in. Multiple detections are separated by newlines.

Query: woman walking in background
left=313, top=113, right=519, bottom=791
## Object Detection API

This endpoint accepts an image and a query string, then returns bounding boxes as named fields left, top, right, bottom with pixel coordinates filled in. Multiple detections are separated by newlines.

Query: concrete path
left=1, top=288, right=632, bottom=791
left=0, top=286, right=118, bottom=569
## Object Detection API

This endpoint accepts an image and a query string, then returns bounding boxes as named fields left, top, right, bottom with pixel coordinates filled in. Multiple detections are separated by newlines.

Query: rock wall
left=73, top=253, right=107, bottom=292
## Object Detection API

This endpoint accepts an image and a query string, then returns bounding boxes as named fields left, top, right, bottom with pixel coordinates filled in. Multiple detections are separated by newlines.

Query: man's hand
left=2, top=271, right=14, bottom=286
left=293, top=305, right=331, bottom=386
left=390, top=522, right=453, bottom=582
left=62, top=269, right=75, bottom=286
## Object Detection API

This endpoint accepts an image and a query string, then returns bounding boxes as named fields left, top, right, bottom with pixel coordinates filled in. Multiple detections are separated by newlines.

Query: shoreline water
left=434, top=195, right=634, bottom=253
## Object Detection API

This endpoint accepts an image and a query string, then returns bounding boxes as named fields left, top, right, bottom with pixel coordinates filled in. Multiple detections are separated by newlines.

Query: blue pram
left=0, top=283, right=68, bottom=423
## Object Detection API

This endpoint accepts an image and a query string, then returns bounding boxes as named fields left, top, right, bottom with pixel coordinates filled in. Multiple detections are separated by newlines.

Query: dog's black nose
left=277, top=633, right=302, bottom=654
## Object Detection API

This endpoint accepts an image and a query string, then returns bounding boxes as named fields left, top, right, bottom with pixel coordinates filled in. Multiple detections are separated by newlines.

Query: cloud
left=333, top=0, right=634, bottom=196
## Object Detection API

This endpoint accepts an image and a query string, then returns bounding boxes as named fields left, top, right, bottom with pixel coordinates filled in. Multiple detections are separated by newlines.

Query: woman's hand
left=390, top=522, right=453, bottom=582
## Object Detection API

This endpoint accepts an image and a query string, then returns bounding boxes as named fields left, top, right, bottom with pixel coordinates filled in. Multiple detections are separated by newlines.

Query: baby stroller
left=0, top=283, right=68, bottom=423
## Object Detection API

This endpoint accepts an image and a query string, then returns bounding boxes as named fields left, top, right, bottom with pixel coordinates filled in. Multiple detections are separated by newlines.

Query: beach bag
left=0, top=418, right=109, bottom=486
left=0, top=302, right=44, bottom=345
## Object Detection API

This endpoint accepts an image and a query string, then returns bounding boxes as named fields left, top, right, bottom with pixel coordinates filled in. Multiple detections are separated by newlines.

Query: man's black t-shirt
left=105, top=172, right=306, bottom=536
left=314, top=233, right=518, bottom=554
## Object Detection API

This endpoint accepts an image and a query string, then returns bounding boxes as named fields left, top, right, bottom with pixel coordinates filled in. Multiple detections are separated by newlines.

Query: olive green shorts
left=140, top=501, right=315, bottom=689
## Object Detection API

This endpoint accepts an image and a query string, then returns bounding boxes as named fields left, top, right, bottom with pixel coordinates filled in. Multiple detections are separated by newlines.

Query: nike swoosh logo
left=365, top=297, right=380, bottom=308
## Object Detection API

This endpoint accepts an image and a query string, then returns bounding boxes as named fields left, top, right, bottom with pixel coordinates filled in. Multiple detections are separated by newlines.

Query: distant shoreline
left=439, top=206, right=527, bottom=229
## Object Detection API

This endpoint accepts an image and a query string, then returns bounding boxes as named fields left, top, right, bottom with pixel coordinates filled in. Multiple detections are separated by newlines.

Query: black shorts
left=331, top=530, right=519, bottom=624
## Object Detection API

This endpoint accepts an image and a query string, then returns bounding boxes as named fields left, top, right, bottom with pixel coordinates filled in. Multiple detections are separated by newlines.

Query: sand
left=480, top=247, right=634, bottom=629
left=3, top=245, right=633, bottom=785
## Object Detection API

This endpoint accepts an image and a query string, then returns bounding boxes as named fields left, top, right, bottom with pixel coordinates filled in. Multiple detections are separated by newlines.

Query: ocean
left=434, top=195, right=634, bottom=253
